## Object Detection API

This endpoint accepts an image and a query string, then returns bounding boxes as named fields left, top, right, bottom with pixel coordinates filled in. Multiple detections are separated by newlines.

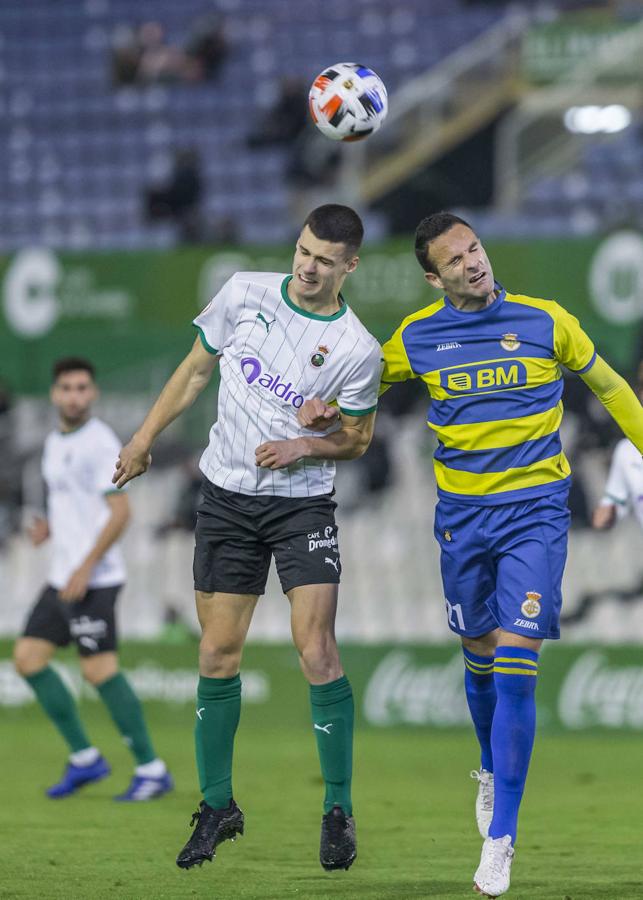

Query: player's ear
left=424, top=270, right=443, bottom=291
left=345, top=255, right=359, bottom=274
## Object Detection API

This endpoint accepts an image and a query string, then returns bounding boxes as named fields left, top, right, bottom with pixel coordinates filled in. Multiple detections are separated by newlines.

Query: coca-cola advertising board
left=2, top=641, right=643, bottom=732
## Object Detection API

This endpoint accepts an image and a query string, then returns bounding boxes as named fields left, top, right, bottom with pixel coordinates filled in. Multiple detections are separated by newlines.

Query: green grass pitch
left=2, top=697, right=641, bottom=899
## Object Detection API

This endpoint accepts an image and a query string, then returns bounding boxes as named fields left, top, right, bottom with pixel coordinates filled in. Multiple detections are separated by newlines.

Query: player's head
left=414, top=212, right=495, bottom=302
left=291, top=205, right=363, bottom=303
left=50, top=357, right=97, bottom=426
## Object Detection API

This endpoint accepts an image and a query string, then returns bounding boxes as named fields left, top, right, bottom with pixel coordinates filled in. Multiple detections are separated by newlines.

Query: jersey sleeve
left=580, top=356, right=643, bottom=454
left=603, top=441, right=630, bottom=506
left=94, top=428, right=127, bottom=495
left=192, top=276, right=239, bottom=354
left=335, top=342, right=383, bottom=416
left=552, top=304, right=596, bottom=373
left=380, top=323, right=418, bottom=395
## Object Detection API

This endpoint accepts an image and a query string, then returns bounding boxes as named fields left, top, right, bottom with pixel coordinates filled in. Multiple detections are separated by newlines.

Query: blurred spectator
left=111, top=15, right=227, bottom=87
left=287, top=127, right=343, bottom=190
left=210, top=215, right=240, bottom=245
left=111, top=24, right=142, bottom=86
left=155, top=456, right=203, bottom=537
left=145, top=148, right=204, bottom=243
left=136, top=20, right=184, bottom=84
left=246, top=76, right=344, bottom=208
left=0, top=380, right=11, bottom=424
left=247, top=77, right=309, bottom=147
left=183, top=13, right=228, bottom=82
left=112, top=20, right=183, bottom=86
left=0, top=380, right=21, bottom=546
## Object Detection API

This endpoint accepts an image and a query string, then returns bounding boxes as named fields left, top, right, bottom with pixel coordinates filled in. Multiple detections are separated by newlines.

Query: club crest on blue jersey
left=500, top=333, right=521, bottom=351
left=440, top=360, right=527, bottom=394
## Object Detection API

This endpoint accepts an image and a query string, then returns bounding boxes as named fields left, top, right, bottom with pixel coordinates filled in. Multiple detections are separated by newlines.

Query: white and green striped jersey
left=193, top=271, right=383, bottom=497
left=602, top=438, right=643, bottom=529
left=42, top=417, right=126, bottom=589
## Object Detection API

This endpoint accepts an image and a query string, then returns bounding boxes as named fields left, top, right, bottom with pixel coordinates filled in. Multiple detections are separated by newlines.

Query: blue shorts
left=434, top=492, right=570, bottom=640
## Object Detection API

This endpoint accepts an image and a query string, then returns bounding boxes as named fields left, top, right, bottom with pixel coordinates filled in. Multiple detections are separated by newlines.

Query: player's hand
left=297, top=398, right=339, bottom=432
left=27, top=516, right=50, bottom=546
left=59, top=561, right=93, bottom=602
left=255, top=438, right=306, bottom=470
left=591, top=504, right=616, bottom=530
left=113, top=437, right=152, bottom=488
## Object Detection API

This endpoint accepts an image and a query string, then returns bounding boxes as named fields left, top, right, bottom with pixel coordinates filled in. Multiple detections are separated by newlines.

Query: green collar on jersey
left=58, top=417, right=93, bottom=436
left=281, top=276, right=348, bottom=321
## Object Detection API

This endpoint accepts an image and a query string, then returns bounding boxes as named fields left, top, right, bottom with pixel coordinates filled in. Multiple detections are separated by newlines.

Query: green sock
left=310, top=675, right=354, bottom=816
left=25, top=666, right=91, bottom=753
left=96, top=672, right=156, bottom=765
left=195, top=674, right=241, bottom=809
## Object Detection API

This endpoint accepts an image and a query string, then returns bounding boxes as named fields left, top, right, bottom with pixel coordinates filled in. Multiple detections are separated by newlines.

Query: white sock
left=135, top=758, right=167, bottom=778
left=69, top=747, right=100, bottom=767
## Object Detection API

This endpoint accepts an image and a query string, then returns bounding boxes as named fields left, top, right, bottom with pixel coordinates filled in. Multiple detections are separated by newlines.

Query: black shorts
left=22, top=584, right=122, bottom=656
left=193, top=482, right=341, bottom=595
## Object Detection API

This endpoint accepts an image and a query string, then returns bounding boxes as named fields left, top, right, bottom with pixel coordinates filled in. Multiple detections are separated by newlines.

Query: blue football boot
left=46, top=755, right=111, bottom=798
left=114, top=770, right=174, bottom=802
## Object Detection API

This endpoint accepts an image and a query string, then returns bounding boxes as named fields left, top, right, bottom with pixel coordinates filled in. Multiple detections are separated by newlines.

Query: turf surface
left=2, top=694, right=641, bottom=900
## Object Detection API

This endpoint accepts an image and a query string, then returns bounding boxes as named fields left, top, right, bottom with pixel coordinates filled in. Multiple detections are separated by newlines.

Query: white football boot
left=470, top=768, right=494, bottom=838
left=473, top=834, right=514, bottom=898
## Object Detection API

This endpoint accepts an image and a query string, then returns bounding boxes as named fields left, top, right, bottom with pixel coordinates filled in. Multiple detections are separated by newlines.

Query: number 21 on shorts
left=445, top=597, right=465, bottom=631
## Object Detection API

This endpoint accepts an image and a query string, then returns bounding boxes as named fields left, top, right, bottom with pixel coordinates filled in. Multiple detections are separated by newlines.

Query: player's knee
left=462, top=631, right=499, bottom=658
left=13, top=642, right=47, bottom=677
left=297, top=636, right=341, bottom=683
left=199, top=635, right=242, bottom=678
left=81, top=656, right=118, bottom=686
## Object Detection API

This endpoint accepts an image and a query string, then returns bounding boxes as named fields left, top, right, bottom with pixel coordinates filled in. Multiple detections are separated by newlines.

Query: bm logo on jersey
left=440, top=361, right=527, bottom=395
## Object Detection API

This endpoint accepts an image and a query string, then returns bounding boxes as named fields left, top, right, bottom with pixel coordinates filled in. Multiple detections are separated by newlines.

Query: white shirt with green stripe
left=601, top=438, right=643, bottom=529
left=42, top=417, right=126, bottom=589
left=193, top=271, right=382, bottom=497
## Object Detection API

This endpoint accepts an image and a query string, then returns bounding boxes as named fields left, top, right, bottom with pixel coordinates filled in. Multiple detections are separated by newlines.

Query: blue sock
left=488, top=645, right=538, bottom=843
left=463, top=648, right=496, bottom=772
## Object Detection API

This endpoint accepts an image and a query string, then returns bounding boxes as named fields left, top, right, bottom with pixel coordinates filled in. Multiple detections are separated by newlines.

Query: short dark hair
left=414, top=212, right=473, bottom=274
left=303, top=204, right=364, bottom=256
left=52, top=357, right=96, bottom=383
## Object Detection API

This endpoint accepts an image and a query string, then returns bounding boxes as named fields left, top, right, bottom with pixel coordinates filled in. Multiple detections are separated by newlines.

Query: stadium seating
left=522, top=127, right=643, bottom=232
left=0, top=0, right=504, bottom=250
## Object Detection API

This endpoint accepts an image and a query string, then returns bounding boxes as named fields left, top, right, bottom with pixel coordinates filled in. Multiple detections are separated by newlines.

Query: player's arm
left=59, top=493, right=130, bottom=601
left=554, top=306, right=643, bottom=452
left=27, top=516, right=50, bottom=545
left=296, top=329, right=412, bottom=434
left=255, top=410, right=376, bottom=470
left=592, top=503, right=616, bottom=530
left=592, top=441, right=629, bottom=530
left=580, top=356, right=643, bottom=453
left=257, top=341, right=383, bottom=469
left=113, top=337, right=219, bottom=488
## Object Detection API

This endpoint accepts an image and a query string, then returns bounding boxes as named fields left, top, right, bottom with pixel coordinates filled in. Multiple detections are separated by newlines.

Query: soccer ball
left=308, top=62, right=388, bottom=142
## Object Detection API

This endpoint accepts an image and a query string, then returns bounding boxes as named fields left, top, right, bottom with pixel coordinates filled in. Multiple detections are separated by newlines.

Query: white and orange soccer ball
left=308, top=62, right=388, bottom=142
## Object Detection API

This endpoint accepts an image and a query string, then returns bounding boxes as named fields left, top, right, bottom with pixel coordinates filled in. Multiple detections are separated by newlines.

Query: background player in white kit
left=593, top=371, right=643, bottom=531
left=113, top=205, right=383, bottom=872
left=14, top=357, right=172, bottom=801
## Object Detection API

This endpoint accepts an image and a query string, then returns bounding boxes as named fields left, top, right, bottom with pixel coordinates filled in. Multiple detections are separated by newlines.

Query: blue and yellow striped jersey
left=381, top=285, right=596, bottom=504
